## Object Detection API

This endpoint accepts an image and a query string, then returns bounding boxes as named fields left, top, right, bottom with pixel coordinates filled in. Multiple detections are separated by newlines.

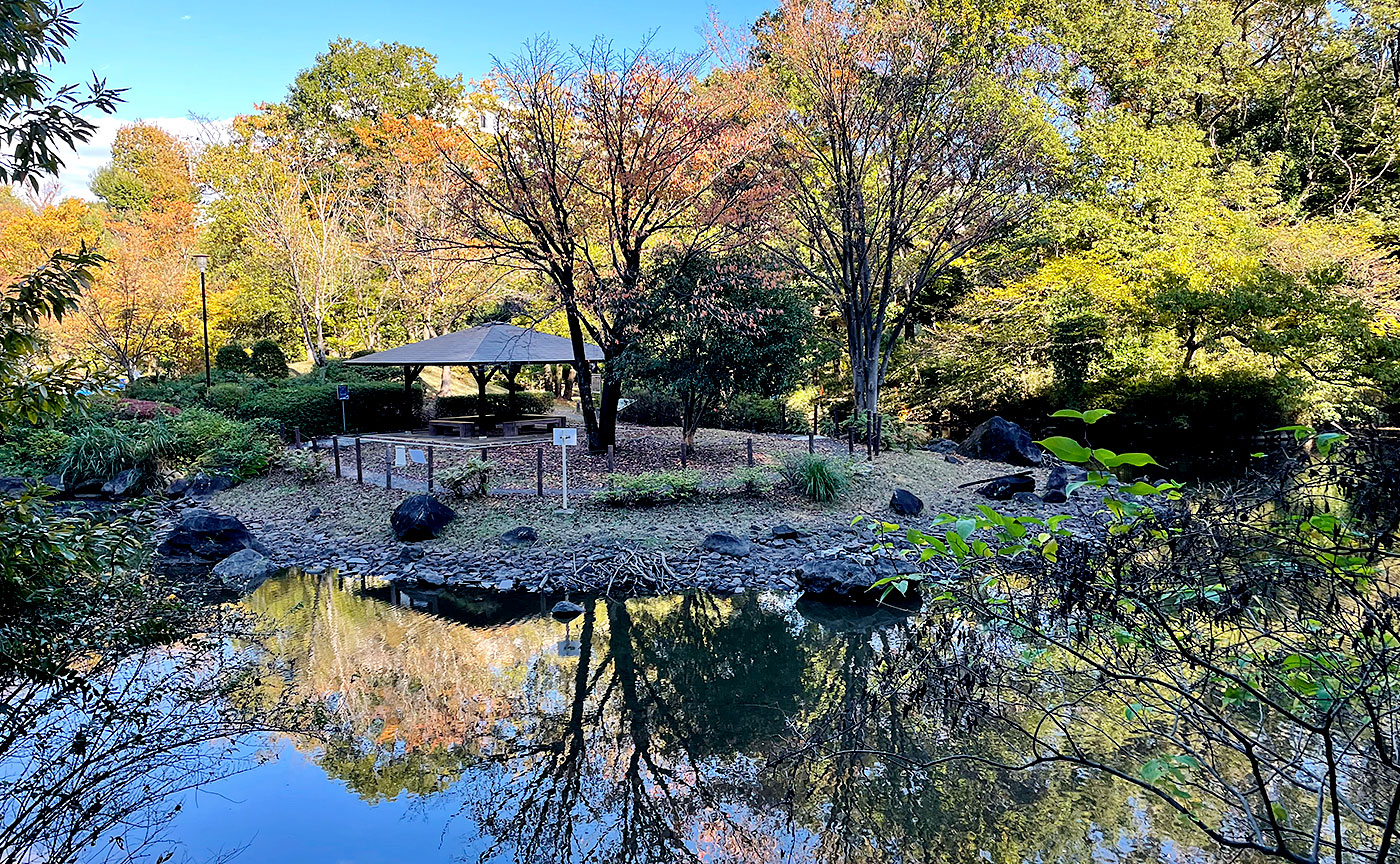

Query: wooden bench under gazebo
left=346, top=322, right=603, bottom=438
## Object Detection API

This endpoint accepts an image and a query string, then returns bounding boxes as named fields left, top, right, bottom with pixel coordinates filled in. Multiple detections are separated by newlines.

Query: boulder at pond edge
left=957, top=416, right=1043, bottom=467
left=391, top=494, right=457, bottom=541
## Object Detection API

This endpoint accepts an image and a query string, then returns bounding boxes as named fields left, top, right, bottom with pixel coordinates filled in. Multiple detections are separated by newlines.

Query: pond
left=141, top=571, right=1222, bottom=863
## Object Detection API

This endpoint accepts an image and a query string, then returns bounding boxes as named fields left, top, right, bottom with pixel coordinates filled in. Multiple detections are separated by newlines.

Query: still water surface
left=153, top=571, right=1220, bottom=864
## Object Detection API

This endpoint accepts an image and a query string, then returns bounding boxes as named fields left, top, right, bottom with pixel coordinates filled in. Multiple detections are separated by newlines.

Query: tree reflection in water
left=239, top=571, right=1223, bottom=864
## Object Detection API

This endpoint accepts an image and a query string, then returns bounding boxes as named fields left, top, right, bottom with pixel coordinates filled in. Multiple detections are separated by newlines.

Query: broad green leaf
left=1099, top=452, right=1160, bottom=468
left=1036, top=436, right=1091, bottom=463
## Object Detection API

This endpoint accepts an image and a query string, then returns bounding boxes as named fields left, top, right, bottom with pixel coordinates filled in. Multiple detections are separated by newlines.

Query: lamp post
left=193, top=254, right=211, bottom=389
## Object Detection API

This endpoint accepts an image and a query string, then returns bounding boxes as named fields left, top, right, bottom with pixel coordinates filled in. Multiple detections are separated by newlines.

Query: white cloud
left=180, top=14, right=191, bottom=19
left=51, top=115, right=227, bottom=201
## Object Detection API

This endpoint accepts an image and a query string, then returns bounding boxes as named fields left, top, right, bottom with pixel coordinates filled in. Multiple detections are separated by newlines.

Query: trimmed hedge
left=242, top=381, right=424, bottom=436
left=434, top=391, right=555, bottom=420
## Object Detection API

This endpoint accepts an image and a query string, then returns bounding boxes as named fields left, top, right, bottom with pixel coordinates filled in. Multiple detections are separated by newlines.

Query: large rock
left=957, top=416, right=1042, bottom=467
left=156, top=509, right=267, bottom=573
left=501, top=525, right=539, bottom=547
left=211, top=548, right=278, bottom=595
left=798, top=558, right=921, bottom=606
left=702, top=531, right=752, bottom=558
left=101, top=468, right=142, bottom=498
left=391, top=494, right=457, bottom=541
left=0, top=477, right=35, bottom=497
left=926, top=438, right=960, bottom=454
left=186, top=472, right=235, bottom=498
left=771, top=524, right=801, bottom=540
left=977, top=474, right=1036, bottom=500
left=889, top=488, right=924, bottom=517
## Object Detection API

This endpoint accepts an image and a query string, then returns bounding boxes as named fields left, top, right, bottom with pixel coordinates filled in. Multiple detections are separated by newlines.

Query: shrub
left=434, top=391, right=555, bottom=420
left=205, top=383, right=251, bottom=413
left=164, top=407, right=277, bottom=479
left=278, top=448, right=328, bottom=485
left=719, top=466, right=776, bottom=498
left=249, top=340, right=290, bottom=379
left=437, top=458, right=496, bottom=498
left=717, top=394, right=802, bottom=433
left=214, top=343, right=251, bottom=374
left=242, top=381, right=423, bottom=436
left=115, top=398, right=180, bottom=419
left=596, top=470, right=702, bottom=507
left=0, top=428, right=71, bottom=478
left=780, top=453, right=853, bottom=503
left=617, top=390, right=682, bottom=426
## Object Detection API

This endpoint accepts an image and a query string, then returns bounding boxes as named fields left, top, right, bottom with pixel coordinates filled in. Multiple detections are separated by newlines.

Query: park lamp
left=193, top=254, right=212, bottom=388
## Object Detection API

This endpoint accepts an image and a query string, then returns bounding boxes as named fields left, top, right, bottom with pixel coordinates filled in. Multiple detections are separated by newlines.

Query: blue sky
left=48, top=0, right=772, bottom=198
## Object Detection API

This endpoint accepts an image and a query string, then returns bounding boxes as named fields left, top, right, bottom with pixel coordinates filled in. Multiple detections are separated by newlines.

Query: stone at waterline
left=165, top=476, right=190, bottom=498
left=926, top=438, right=960, bottom=454
left=551, top=600, right=585, bottom=623
left=211, top=548, right=278, bottom=595
left=1045, top=464, right=1089, bottom=494
left=156, top=508, right=268, bottom=573
left=797, top=558, right=921, bottom=606
left=702, top=531, right=752, bottom=558
left=40, top=474, right=64, bottom=493
left=501, top=525, right=539, bottom=547
left=0, top=476, right=36, bottom=497
left=771, top=524, right=801, bottom=540
left=957, top=416, right=1043, bottom=467
left=889, top=488, right=924, bottom=517
left=391, top=494, right=457, bottom=541
left=70, top=477, right=105, bottom=498
left=101, top=468, right=142, bottom=498
left=977, top=474, right=1036, bottom=500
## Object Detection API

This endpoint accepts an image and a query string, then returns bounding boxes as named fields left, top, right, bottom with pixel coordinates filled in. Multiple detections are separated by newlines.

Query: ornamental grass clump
left=781, top=453, right=853, bottom=503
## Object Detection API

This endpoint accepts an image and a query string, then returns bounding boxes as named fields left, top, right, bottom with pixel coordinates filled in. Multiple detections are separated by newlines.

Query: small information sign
left=336, top=384, right=349, bottom=400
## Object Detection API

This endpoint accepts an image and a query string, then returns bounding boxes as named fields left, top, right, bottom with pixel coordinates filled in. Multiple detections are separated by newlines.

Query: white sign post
left=553, top=426, right=578, bottom=514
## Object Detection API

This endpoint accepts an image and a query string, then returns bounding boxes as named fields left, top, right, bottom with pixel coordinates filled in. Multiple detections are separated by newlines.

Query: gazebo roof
left=345, top=322, right=603, bottom=367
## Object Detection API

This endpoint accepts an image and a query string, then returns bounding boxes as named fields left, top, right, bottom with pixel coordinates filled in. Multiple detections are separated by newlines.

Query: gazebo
left=346, top=322, right=603, bottom=429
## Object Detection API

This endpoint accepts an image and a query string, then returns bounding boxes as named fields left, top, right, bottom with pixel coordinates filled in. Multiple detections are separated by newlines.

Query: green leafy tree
left=286, top=37, right=464, bottom=161
left=624, top=253, right=811, bottom=450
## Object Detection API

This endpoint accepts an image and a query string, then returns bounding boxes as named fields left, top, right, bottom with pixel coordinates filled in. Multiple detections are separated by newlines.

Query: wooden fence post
left=355, top=437, right=363, bottom=484
left=384, top=445, right=392, bottom=490
left=848, top=425, right=854, bottom=455
left=427, top=446, right=434, bottom=493
left=294, top=426, right=302, bottom=448
left=747, top=438, right=754, bottom=467
left=536, top=446, right=544, bottom=497
left=333, top=437, right=341, bottom=478
left=606, top=444, right=615, bottom=473
left=681, top=443, right=688, bottom=470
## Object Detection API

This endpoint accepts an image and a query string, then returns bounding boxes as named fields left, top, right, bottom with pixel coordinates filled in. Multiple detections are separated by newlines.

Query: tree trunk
left=597, top=368, right=622, bottom=453
left=439, top=365, right=452, bottom=396
left=851, top=346, right=881, bottom=419
left=563, top=366, right=575, bottom=400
